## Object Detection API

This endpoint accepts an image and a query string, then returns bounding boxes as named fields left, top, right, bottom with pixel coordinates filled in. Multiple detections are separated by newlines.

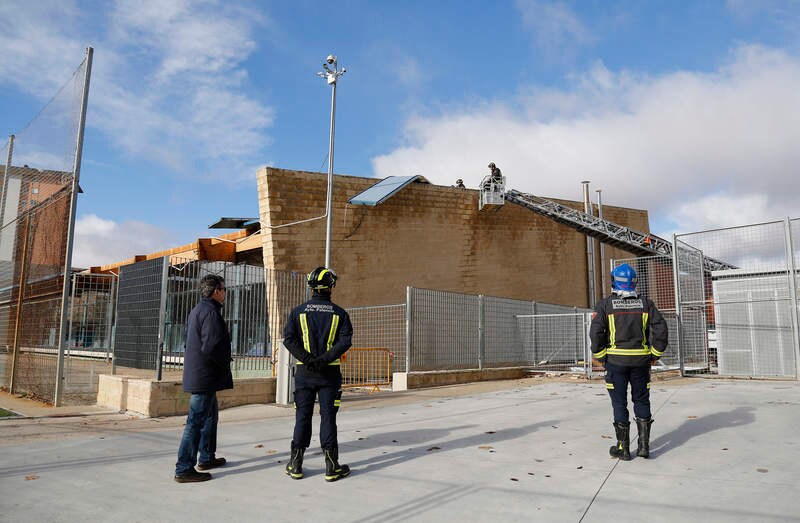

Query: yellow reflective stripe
left=607, top=347, right=652, bottom=356
left=326, top=314, right=340, bottom=351
left=318, top=269, right=330, bottom=282
left=647, top=383, right=651, bottom=389
left=609, top=315, right=616, bottom=347
left=329, top=360, right=340, bottom=365
left=641, top=313, right=649, bottom=350
left=650, top=347, right=664, bottom=357
left=299, top=313, right=311, bottom=353
left=595, top=349, right=607, bottom=358
left=333, top=400, right=341, bottom=406
left=605, top=383, right=614, bottom=389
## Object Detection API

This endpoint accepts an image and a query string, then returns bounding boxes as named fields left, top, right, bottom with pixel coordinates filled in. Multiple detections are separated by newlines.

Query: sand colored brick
left=257, top=167, right=650, bottom=309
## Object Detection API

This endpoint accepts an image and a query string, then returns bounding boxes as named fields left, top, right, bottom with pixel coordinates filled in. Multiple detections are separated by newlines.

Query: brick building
left=256, top=167, right=651, bottom=309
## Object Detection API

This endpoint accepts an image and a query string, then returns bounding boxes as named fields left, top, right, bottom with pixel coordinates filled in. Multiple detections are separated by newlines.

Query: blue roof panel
left=348, top=175, right=429, bottom=206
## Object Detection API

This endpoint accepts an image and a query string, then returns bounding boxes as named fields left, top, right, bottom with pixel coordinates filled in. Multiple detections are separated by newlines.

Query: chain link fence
left=0, top=51, right=91, bottom=403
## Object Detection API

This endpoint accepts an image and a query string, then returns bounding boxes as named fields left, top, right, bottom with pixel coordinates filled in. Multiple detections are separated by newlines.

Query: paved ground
left=0, top=376, right=798, bottom=523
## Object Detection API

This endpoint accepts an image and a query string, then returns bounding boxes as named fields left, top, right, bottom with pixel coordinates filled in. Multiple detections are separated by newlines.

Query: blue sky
left=1, top=1, right=799, bottom=268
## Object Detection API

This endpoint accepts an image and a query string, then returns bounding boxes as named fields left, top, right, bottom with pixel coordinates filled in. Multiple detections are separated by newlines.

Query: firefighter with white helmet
left=590, top=263, right=668, bottom=460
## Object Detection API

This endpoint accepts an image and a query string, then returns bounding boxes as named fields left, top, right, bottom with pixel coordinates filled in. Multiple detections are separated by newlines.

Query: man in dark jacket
left=590, top=263, right=668, bottom=461
left=174, top=274, right=233, bottom=482
left=283, top=267, right=353, bottom=482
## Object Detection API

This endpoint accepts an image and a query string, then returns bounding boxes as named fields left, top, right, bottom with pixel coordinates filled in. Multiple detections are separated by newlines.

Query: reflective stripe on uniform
left=594, top=348, right=607, bottom=358
left=650, top=347, right=664, bottom=357
left=605, top=383, right=614, bottom=389
left=607, top=347, right=651, bottom=356
left=641, top=313, right=649, bottom=350
left=334, top=400, right=341, bottom=407
left=300, top=313, right=311, bottom=353
left=326, top=314, right=341, bottom=365
left=609, top=315, right=616, bottom=348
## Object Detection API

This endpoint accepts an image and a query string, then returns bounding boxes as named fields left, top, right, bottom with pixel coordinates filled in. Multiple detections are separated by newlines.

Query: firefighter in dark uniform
left=283, top=267, right=353, bottom=481
left=590, top=263, right=668, bottom=460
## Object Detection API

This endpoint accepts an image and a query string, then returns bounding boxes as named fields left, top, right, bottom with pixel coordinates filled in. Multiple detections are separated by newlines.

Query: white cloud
left=372, top=45, right=800, bottom=236
left=0, top=0, right=273, bottom=182
left=73, top=214, right=176, bottom=268
left=515, top=0, right=593, bottom=62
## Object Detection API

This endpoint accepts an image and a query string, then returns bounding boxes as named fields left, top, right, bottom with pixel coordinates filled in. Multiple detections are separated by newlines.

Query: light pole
left=317, top=54, right=346, bottom=268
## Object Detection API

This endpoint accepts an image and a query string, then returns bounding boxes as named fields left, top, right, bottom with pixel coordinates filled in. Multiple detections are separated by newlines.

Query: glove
left=305, top=357, right=325, bottom=373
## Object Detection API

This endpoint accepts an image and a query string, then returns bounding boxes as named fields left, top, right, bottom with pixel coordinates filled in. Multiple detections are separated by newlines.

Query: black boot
left=609, top=422, right=632, bottom=461
left=285, top=447, right=305, bottom=479
left=324, top=447, right=351, bottom=482
left=635, top=417, right=653, bottom=458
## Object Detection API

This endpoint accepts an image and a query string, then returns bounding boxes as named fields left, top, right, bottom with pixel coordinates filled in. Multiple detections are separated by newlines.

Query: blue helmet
left=611, top=263, right=637, bottom=292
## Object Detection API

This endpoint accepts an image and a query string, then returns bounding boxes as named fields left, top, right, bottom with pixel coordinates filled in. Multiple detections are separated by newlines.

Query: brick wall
left=257, top=167, right=650, bottom=308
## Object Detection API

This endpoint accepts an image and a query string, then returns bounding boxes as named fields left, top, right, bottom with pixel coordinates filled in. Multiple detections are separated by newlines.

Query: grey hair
left=200, top=274, right=225, bottom=298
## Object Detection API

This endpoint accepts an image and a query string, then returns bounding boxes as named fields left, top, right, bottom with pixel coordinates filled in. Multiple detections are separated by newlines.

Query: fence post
left=672, top=234, right=685, bottom=376
left=9, top=213, right=32, bottom=394
left=783, top=218, right=800, bottom=379
left=54, top=47, right=93, bottom=406
left=531, top=301, right=537, bottom=365
left=478, top=295, right=485, bottom=370
left=155, top=256, right=169, bottom=381
left=405, top=286, right=412, bottom=373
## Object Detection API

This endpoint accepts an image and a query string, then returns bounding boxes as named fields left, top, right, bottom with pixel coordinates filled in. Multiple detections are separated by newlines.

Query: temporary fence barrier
left=340, top=347, right=391, bottom=392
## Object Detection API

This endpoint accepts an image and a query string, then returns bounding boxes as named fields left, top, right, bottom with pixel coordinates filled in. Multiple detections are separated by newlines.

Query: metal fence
left=406, top=287, right=591, bottom=373
left=113, top=257, right=300, bottom=380
left=0, top=50, right=92, bottom=404
left=348, top=304, right=406, bottom=374
left=674, top=219, right=800, bottom=379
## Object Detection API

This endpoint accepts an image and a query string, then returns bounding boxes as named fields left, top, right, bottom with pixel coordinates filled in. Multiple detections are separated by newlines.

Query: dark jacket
left=183, top=298, right=233, bottom=393
left=283, top=294, right=353, bottom=381
left=590, top=293, right=668, bottom=367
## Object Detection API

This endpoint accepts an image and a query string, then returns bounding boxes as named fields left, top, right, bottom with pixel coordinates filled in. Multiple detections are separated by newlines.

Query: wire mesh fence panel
left=612, top=255, right=679, bottom=373
left=114, top=258, right=165, bottom=372
left=678, top=221, right=798, bottom=379
left=348, top=304, right=406, bottom=373
left=409, top=288, right=479, bottom=371
left=483, top=296, right=534, bottom=368
left=265, top=268, right=309, bottom=370
left=58, top=273, right=116, bottom=403
left=159, top=259, right=276, bottom=379
left=516, top=312, right=592, bottom=374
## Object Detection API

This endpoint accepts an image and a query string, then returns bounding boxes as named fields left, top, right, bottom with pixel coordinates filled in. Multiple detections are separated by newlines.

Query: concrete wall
left=97, top=374, right=276, bottom=417
left=256, top=167, right=650, bottom=309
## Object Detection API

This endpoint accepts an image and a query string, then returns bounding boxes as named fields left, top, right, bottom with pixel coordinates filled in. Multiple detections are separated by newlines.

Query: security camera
left=326, top=55, right=336, bottom=64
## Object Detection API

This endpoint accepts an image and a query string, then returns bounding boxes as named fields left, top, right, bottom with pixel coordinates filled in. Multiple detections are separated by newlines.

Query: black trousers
left=292, top=369, right=342, bottom=450
left=605, top=362, right=651, bottom=424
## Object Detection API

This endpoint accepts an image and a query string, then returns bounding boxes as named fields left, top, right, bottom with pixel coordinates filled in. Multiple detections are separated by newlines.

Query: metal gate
left=672, top=238, right=709, bottom=374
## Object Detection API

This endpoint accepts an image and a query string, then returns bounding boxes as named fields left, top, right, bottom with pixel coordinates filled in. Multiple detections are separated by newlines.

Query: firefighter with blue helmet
left=283, top=266, right=353, bottom=481
left=590, top=263, right=668, bottom=460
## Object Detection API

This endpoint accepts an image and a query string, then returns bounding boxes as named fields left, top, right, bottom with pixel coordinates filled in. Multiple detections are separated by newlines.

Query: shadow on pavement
left=649, top=406, right=755, bottom=458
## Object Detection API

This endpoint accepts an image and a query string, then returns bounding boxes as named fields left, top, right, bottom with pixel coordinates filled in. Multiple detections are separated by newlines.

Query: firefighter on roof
left=590, top=263, right=668, bottom=460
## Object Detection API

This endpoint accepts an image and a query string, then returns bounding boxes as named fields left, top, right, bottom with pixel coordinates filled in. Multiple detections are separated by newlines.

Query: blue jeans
left=175, top=392, right=219, bottom=475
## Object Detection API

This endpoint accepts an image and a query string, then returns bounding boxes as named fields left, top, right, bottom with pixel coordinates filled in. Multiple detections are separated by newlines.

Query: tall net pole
left=54, top=47, right=93, bottom=406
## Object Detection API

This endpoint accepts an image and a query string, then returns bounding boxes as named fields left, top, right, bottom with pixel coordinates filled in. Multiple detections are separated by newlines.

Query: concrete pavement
left=0, top=377, right=798, bottom=523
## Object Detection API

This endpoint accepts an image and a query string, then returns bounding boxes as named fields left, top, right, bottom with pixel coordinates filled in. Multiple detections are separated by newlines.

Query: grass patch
left=0, top=408, right=19, bottom=417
